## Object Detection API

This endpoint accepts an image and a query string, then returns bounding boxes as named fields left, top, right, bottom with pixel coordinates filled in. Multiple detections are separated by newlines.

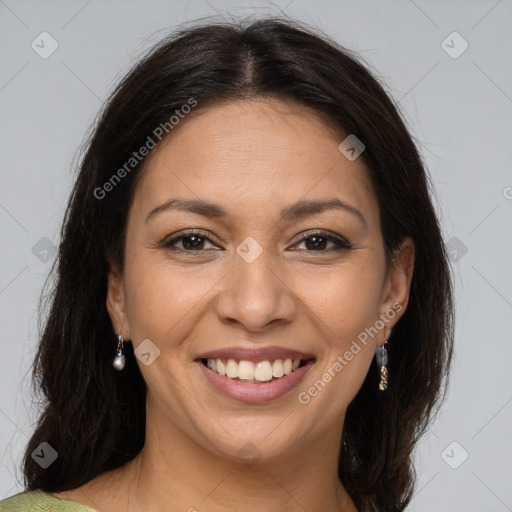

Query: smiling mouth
left=199, top=357, right=314, bottom=383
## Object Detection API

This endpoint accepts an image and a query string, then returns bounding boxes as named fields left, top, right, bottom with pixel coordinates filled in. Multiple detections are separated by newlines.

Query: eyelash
left=161, top=229, right=352, bottom=253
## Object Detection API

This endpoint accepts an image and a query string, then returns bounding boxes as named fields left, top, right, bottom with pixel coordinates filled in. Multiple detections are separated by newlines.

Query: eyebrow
left=145, top=197, right=366, bottom=226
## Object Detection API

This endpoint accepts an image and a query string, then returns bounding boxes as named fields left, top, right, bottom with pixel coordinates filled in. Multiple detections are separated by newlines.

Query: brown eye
left=293, top=231, right=351, bottom=252
left=303, top=235, right=329, bottom=251
left=163, top=231, right=218, bottom=251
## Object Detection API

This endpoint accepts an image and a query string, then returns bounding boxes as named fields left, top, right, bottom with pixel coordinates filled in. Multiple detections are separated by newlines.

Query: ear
left=378, top=236, right=415, bottom=343
left=106, top=260, right=131, bottom=341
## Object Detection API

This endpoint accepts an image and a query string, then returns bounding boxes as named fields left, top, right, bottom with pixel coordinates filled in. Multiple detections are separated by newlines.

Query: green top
left=0, top=491, right=96, bottom=511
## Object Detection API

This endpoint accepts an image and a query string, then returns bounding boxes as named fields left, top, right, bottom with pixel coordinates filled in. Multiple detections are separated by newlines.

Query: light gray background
left=1, top=1, right=511, bottom=510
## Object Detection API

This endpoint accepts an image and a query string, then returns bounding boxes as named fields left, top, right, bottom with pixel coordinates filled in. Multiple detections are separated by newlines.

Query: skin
left=54, top=98, right=414, bottom=511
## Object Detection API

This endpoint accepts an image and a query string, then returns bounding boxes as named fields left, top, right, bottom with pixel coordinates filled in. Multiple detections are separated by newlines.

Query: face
left=107, top=98, right=413, bottom=464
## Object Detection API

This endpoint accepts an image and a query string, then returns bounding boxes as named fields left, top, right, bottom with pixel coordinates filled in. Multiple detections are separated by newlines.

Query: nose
left=214, top=248, right=297, bottom=333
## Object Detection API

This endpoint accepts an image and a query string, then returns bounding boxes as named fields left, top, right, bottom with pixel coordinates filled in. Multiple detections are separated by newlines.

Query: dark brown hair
left=21, top=16, right=454, bottom=512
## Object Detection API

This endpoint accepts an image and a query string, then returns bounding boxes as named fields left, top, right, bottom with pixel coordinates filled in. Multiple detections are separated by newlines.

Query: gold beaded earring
left=376, top=328, right=391, bottom=390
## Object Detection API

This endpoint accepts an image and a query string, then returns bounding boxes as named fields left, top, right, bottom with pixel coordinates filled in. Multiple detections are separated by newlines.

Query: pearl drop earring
left=113, top=331, right=126, bottom=371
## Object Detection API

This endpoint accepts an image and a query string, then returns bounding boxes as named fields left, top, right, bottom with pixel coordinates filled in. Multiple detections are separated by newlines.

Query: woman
left=0, top=16, right=453, bottom=512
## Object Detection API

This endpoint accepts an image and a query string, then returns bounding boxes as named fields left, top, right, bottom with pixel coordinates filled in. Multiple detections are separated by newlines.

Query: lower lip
left=196, top=359, right=315, bottom=403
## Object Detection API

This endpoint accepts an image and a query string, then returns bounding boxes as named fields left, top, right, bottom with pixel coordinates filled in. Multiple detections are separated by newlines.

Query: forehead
left=132, top=98, right=377, bottom=224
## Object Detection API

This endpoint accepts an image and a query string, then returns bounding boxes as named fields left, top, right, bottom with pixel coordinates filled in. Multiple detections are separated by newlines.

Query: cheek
left=123, top=247, right=224, bottom=346
left=295, top=256, right=385, bottom=341
left=292, top=256, right=384, bottom=406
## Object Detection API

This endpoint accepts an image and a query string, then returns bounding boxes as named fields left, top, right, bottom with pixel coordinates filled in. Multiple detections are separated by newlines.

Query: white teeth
left=254, top=361, right=273, bottom=382
left=216, top=359, right=226, bottom=376
left=272, top=359, right=284, bottom=378
left=206, top=357, right=304, bottom=381
left=238, top=360, right=255, bottom=380
left=226, top=359, right=238, bottom=378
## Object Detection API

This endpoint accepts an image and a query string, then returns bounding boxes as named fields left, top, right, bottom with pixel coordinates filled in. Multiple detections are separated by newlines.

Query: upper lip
left=195, top=345, right=316, bottom=362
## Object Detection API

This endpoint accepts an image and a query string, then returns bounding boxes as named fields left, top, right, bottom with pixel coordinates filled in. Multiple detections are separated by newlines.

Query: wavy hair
left=22, top=16, right=454, bottom=512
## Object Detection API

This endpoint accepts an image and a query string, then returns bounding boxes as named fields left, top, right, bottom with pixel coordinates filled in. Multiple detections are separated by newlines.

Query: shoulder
left=0, top=491, right=97, bottom=511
